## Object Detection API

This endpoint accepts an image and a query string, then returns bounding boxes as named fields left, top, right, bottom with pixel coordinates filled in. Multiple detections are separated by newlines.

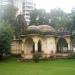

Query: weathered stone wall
left=11, top=41, right=22, bottom=54
left=11, top=35, right=72, bottom=59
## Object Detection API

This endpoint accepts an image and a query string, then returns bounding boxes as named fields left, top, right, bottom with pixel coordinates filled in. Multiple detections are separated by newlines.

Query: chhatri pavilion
left=11, top=25, right=72, bottom=59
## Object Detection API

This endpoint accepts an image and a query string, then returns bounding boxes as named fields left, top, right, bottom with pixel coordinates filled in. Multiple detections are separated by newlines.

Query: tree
left=0, top=4, right=17, bottom=28
left=30, top=8, right=72, bottom=31
left=71, top=8, right=75, bottom=44
left=0, top=4, right=17, bottom=36
left=0, top=4, right=17, bottom=59
left=0, top=21, right=14, bottom=59
left=0, top=4, right=27, bottom=37
left=71, top=8, right=75, bottom=31
left=49, top=8, right=72, bottom=31
left=30, top=9, right=50, bottom=25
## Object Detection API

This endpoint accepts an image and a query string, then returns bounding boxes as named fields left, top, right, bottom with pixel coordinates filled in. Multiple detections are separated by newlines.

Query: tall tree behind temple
left=30, top=9, right=50, bottom=25
left=0, top=4, right=17, bottom=27
left=49, top=8, right=72, bottom=31
left=71, top=8, right=75, bottom=31
left=0, top=21, right=14, bottom=59
left=0, top=4, right=18, bottom=39
left=71, top=8, right=75, bottom=44
left=16, top=14, right=27, bottom=37
left=30, top=8, right=72, bottom=31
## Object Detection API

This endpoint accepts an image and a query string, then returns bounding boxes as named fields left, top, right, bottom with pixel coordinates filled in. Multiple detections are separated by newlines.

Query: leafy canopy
left=0, top=20, right=14, bottom=57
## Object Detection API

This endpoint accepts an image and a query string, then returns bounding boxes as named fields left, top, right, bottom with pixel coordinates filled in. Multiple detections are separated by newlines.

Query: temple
left=11, top=25, right=72, bottom=59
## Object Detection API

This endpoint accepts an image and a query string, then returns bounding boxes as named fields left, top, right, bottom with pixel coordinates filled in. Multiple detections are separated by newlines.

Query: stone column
left=65, top=38, right=71, bottom=51
left=22, top=39, right=25, bottom=54
left=33, top=37, right=39, bottom=52
left=68, top=42, right=71, bottom=51
left=34, top=42, right=38, bottom=52
left=21, top=39, right=26, bottom=58
left=22, top=42, right=24, bottom=51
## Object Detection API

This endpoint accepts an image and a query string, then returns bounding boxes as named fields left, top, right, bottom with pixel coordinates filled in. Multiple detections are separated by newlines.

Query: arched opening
left=57, top=38, right=68, bottom=53
left=38, top=40, right=42, bottom=52
left=32, top=42, right=35, bottom=53
left=25, top=37, right=35, bottom=54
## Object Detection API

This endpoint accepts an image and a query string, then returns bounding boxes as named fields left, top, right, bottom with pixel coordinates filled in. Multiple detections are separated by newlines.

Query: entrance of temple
left=57, top=38, right=68, bottom=53
left=38, top=40, right=42, bottom=52
left=25, top=37, right=35, bottom=54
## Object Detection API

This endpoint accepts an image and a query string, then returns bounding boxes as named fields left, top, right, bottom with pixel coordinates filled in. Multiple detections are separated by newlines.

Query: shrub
left=49, top=51, right=56, bottom=60
left=33, top=51, right=40, bottom=63
left=0, top=21, right=14, bottom=59
left=68, top=52, right=75, bottom=59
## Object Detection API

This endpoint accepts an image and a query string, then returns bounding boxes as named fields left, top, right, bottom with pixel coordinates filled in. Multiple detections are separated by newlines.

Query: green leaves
left=30, top=9, right=50, bottom=25
left=0, top=20, right=14, bottom=56
left=0, top=4, right=17, bottom=58
left=49, top=9, right=72, bottom=31
left=30, top=8, right=72, bottom=32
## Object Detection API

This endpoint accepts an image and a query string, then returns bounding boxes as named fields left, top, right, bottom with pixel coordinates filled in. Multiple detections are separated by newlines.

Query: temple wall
left=46, top=37, right=56, bottom=54
left=11, top=35, right=72, bottom=59
left=11, top=36, right=56, bottom=55
left=11, top=41, right=22, bottom=54
left=41, top=38, right=47, bottom=53
left=24, top=38, right=33, bottom=54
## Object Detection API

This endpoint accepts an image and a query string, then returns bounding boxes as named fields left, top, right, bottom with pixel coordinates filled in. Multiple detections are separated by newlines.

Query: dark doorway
left=38, top=40, right=41, bottom=52
left=25, top=37, right=35, bottom=54
left=57, top=38, right=68, bottom=53
left=33, top=42, right=35, bottom=53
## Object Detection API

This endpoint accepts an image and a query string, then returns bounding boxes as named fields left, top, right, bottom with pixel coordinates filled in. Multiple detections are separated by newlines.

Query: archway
left=38, top=40, right=42, bottom=52
left=25, top=37, right=35, bottom=54
left=57, top=38, right=68, bottom=53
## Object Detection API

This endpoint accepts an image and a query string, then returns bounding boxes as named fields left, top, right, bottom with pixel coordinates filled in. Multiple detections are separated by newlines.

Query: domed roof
left=38, top=25, right=55, bottom=32
left=27, top=25, right=39, bottom=31
left=27, top=25, right=55, bottom=32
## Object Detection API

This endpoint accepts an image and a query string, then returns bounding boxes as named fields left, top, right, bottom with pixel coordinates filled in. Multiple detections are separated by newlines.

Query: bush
left=11, top=54, right=21, bottom=58
left=49, top=51, right=56, bottom=60
left=33, top=52, right=41, bottom=63
left=68, top=52, right=75, bottom=59
left=0, top=21, right=14, bottom=59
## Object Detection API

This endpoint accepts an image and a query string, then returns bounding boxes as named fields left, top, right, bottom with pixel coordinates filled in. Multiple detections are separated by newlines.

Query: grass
left=0, top=58, right=75, bottom=75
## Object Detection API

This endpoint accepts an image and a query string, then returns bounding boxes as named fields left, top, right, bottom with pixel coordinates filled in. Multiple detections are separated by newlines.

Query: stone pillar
left=22, top=42, right=24, bottom=51
left=68, top=42, right=71, bottom=51
left=33, top=37, right=39, bottom=52
left=22, top=39, right=25, bottom=52
left=21, top=39, right=26, bottom=57
left=34, top=42, right=38, bottom=52
left=65, top=38, right=71, bottom=51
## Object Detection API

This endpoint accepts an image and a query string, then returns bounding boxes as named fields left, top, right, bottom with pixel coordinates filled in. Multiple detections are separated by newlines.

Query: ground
left=0, top=58, right=75, bottom=75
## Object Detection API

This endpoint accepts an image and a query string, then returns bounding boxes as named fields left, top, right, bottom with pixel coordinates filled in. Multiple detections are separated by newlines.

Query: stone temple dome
left=27, top=25, right=55, bottom=32
left=27, top=25, right=39, bottom=31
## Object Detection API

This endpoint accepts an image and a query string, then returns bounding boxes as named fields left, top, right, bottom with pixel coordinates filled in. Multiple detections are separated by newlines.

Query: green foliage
left=0, top=4, right=16, bottom=59
left=72, top=35, right=75, bottom=44
left=49, top=8, right=72, bottom=31
left=0, top=21, right=14, bottom=58
left=68, top=52, right=75, bottom=59
left=0, top=4, right=17, bottom=37
left=71, top=8, right=75, bottom=44
left=30, top=9, right=50, bottom=25
left=30, top=8, right=72, bottom=31
left=33, top=52, right=40, bottom=63
left=71, top=8, right=75, bottom=30
left=0, top=4, right=17, bottom=26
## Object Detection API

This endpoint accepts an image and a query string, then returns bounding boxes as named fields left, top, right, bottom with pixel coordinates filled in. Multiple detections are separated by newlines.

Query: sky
left=34, top=0, right=75, bottom=13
